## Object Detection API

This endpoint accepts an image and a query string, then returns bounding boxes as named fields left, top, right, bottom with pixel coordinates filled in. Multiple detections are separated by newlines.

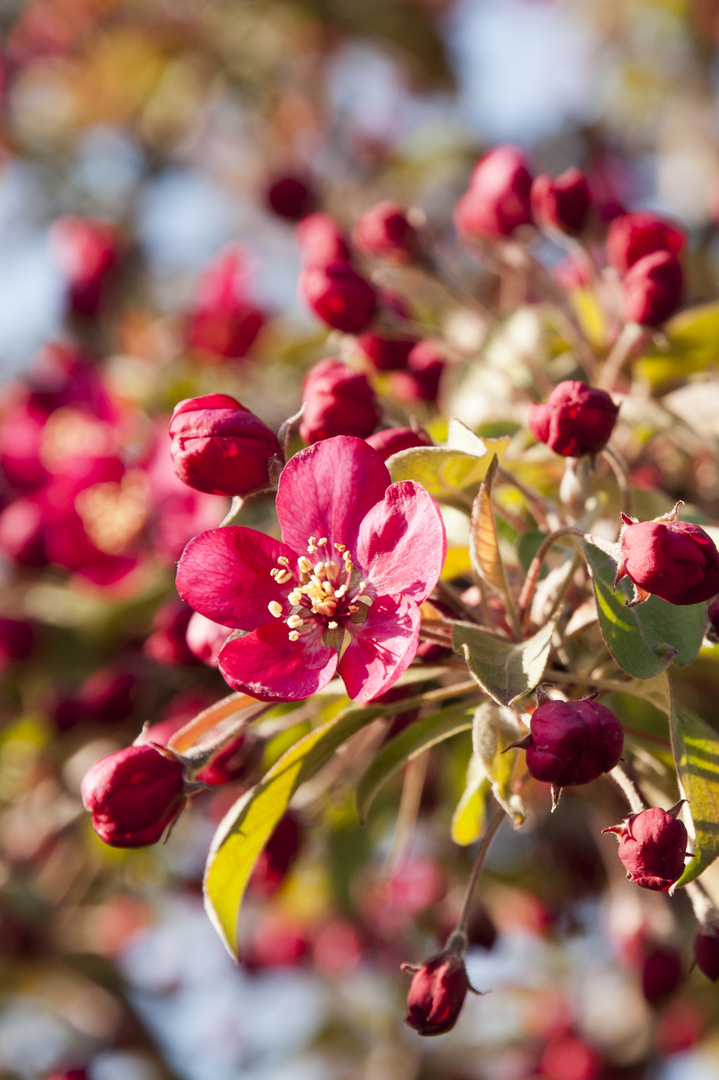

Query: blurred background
left=2, top=1, right=719, bottom=1079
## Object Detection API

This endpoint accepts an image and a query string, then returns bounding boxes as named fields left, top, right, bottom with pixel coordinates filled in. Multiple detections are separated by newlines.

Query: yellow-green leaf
left=634, top=302, right=719, bottom=388
left=451, top=755, right=489, bottom=845
left=453, top=614, right=559, bottom=707
left=204, top=702, right=382, bottom=959
left=671, top=701, right=719, bottom=887
left=386, top=418, right=510, bottom=497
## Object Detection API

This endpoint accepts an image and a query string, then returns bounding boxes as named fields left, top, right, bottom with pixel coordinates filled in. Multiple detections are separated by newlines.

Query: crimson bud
left=403, top=935, right=472, bottom=1037
left=296, top=213, right=351, bottom=263
left=265, top=174, right=316, bottom=221
left=300, top=358, right=379, bottom=443
left=529, top=381, right=619, bottom=458
left=169, top=394, right=281, bottom=497
left=695, top=928, right=719, bottom=981
left=454, top=145, right=533, bottom=240
left=603, top=806, right=688, bottom=891
left=353, top=200, right=420, bottom=264
left=81, top=744, right=186, bottom=848
left=519, top=695, right=623, bottom=788
left=49, top=216, right=121, bottom=316
left=392, top=339, right=447, bottom=404
left=186, top=248, right=265, bottom=360
left=616, top=512, right=719, bottom=606
left=641, top=943, right=683, bottom=1004
left=531, top=167, right=591, bottom=236
left=365, top=426, right=432, bottom=460
left=623, top=249, right=683, bottom=328
left=299, top=260, right=377, bottom=334
left=606, top=211, right=686, bottom=275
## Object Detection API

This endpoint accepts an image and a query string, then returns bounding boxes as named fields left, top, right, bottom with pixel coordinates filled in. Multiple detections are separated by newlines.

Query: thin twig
left=608, top=763, right=646, bottom=814
left=518, top=527, right=587, bottom=623
left=456, top=804, right=505, bottom=935
left=598, top=322, right=645, bottom=391
left=600, top=445, right=632, bottom=518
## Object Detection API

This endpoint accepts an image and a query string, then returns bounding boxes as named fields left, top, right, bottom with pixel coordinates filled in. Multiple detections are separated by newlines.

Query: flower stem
left=384, top=751, right=429, bottom=872
left=685, top=880, right=718, bottom=928
left=456, top=803, right=505, bottom=936
left=598, top=322, right=645, bottom=391
left=608, top=763, right=645, bottom=814
left=518, top=526, right=588, bottom=624
left=600, top=445, right=632, bottom=518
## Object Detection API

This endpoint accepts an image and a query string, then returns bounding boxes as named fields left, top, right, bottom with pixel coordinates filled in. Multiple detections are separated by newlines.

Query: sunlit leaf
left=671, top=701, right=719, bottom=887
left=634, top=302, right=719, bottom=388
left=580, top=541, right=705, bottom=679
left=451, top=754, right=489, bottom=845
left=354, top=703, right=475, bottom=825
left=453, top=614, right=559, bottom=707
left=470, top=455, right=505, bottom=593
left=472, top=701, right=526, bottom=824
left=386, top=419, right=510, bottom=497
left=204, top=702, right=383, bottom=959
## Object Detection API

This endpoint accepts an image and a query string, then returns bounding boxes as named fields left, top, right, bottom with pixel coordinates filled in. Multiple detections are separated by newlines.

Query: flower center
left=267, top=536, right=373, bottom=642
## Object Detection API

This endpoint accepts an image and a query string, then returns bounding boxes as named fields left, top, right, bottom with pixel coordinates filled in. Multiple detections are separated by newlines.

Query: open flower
left=176, top=436, right=446, bottom=702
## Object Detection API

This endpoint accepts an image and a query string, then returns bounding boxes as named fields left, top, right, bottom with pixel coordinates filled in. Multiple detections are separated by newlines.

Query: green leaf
left=634, top=302, right=719, bottom=388
left=204, top=702, right=383, bottom=959
left=451, top=755, right=489, bottom=845
left=470, top=455, right=505, bottom=593
left=354, top=703, right=475, bottom=825
left=472, top=701, right=526, bottom=824
left=386, top=418, right=510, bottom=497
left=671, top=701, right=719, bottom=886
left=580, top=540, right=705, bottom=680
left=453, top=614, right=559, bottom=707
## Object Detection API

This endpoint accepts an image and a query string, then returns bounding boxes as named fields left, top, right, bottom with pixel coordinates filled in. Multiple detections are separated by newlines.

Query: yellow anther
left=270, top=568, right=279, bottom=578
left=277, top=556, right=290, bottom=567
left=317, top=537, right=328, bottom=547
left=275, top=570, right=292, bottom=585
left=268, top=601, right=283, bottom=618
left=289, top=630, right=300, bottom=641
left=334, top=543, right=345, bottom=552
left=287, top=614, right=305, bottom=628
left=348, top=605, right=359, bottom=614
left=314, top=561, right=325, bottom=576
left=322, top=581, right=333, bottom=594
left=298, top=556, right=313, bottom=574
left=335, top=584, right=348, bottom=598
left=307, top=537, right=316, bottom=553
left=288, top=588, right=302, bottom=605
left=327, top=620, right=338, bottom=629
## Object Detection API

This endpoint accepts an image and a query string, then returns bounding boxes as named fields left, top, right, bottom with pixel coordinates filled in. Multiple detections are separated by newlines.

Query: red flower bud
left=603, top=807, right=688, bottom=891
left=694, top=929, right=719, bottom=981
left=607, top=211, right=686, bottom=275
left=353, top=200, right=420, bottom=264
left=81, top=744, right=185, bottom=848
left=531, top=167, right=591, bottom=235
left=169, top=394, right=281, bottom=497
left=143, top=598, right=198, bottom=667
left=296, top=213, right=351, bottom=264
left=623, top=249, right=683, bottom=328
left=265, top=174, right=316, bottom=221
left=404, top=947, right=471, bottom=1036
left=392, top=339, right=447, bottom=404
left=299, top=259, right=377, bottom=334
left=621, top=246, right=683, bottom=327
left=617, top=514, right=719, bottom=605
left=641, top=943, right=683, bottom=1004
left=521, top=696, right=623, bottom=787
left=454, top=145, right=533, bottom=240
left=365, top=426, right=432, bottom=460
left=299, top=358, right=380, bottom=443
left=49, top=216, right=122, bottom=316
left=186, top=248, right=265, bottom=361
left=529, top=381, right=619, bottom=458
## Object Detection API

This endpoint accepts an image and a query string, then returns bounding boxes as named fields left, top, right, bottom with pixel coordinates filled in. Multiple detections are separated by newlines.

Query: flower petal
left=339, top=594, right=420, bottom=702
left=356, top=480, right=446, bottom=603
left=218, top=621, right=337, bottom=701
left=277, top=436, right=390, bottom=555
left=176, top=527, right=296, bottom=630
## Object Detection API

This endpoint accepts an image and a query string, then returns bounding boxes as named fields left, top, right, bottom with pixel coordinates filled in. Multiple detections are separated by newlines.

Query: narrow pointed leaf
left=453, top=614, right=559, bottom=707
left=580, top=540, right=705, bottom=680
left=354, top=703, right=475, bottom=825
left=671, top=701, right=719, bottom=887
left=470, top=454, right=505, bottom=593
left=472, top=701, right=526, bottom=825
left=204, top=702, right=383, bottom=959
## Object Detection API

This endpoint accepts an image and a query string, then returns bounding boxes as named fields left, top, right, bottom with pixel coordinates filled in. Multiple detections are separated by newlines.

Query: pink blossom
left=176, top=436, right=446, bottom=702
